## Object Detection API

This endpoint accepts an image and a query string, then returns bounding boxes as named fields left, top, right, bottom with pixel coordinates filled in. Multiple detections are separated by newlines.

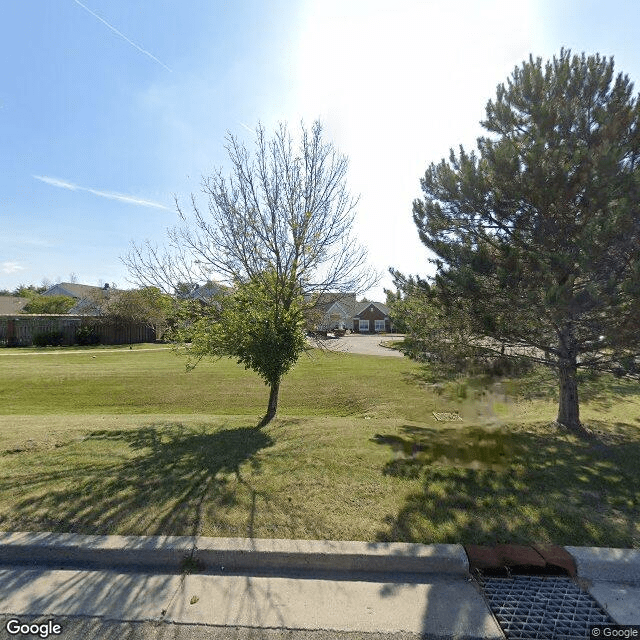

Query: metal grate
left=432, top=411, right=462, bottom=421
left=478, top=575, right=615, bottom=639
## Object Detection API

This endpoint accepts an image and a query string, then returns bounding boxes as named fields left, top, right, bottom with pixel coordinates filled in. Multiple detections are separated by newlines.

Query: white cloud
left=1, top=261, right=25, bottom=274
left=33, top=175, right=171, bottom=210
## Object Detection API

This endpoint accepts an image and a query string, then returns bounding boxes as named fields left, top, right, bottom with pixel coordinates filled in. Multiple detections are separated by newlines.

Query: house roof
left=310, top=293, right=390, bottom=320
left=354, top=301, right=390, bottom=317
left=42, top=282, right=126, bottom=316
left=0, top=296, right=29, bottom=315
left=310, top=293, right=358, bottom=316
left=177, top=282, right=227, bottom=302
left=67, top=298, right=104, bottom=316
left=42, top=282, right=120, bottom=299
left=324, top=300, right=353, bottom=317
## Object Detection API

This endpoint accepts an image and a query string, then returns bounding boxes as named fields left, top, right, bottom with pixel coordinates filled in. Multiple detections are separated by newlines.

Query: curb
left=194, top=537, right=469, bottom=574
left=1, top=532, right=638, bottom=584
left=0, top=532, right=469, bottom=576
left=566, top=546, right=640, bottom=584
left=0, top=532, right=196, bottom=572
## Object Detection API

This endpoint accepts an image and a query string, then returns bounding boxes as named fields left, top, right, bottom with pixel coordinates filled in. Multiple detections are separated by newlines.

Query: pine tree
left=411, top=50, right=640, bottom=435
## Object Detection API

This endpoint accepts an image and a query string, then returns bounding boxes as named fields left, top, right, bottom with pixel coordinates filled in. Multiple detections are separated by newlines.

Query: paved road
left=1, top=339, right=405, bottom=359
left=0, top=615, right=428, bottom=639
left=310, top=335, right=405, bottom=358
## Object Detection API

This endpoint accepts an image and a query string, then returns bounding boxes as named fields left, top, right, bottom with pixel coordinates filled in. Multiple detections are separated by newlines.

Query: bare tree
left=124, top=120, right=377, bottom=301
left=123, top=120, right=378, bottom=423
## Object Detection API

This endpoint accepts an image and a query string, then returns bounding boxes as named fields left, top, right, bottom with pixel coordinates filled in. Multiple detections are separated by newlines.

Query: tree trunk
left=557, top=357, right=580, bottom=430
left=259, top=381, right=279, bottom=427
left=556, top=329, right=590, bottom=437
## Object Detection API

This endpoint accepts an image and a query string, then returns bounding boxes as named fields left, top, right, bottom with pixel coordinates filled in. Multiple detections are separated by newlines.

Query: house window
left=359, top=319, right=369, bottom=332
left=375, top=319, right=385, bottom=332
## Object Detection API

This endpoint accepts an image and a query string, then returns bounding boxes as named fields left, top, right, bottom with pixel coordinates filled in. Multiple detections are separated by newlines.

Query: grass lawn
left=1, top=344, right=639, bottom=547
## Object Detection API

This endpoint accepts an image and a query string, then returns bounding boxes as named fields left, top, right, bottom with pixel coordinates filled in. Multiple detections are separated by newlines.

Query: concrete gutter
left=0, top=532, right=469, bottom=576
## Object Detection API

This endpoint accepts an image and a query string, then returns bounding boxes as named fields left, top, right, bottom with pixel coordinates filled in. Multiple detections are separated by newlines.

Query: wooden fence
left=0, top=315, right=156, bottom=346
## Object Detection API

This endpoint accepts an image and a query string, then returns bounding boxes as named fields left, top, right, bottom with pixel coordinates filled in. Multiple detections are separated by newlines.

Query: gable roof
left=309, top=292, right=358, bottom=316
left=41, top=282, right=126, bottom=316
left=67, top=298, right=104, bottom=315
left=354, top=301, right=390, bottom=317
left=306, top=293, right=390, bottom=318
left=325, top=300, right=353, bottom=318
left=0, top=296, right=29, bottom=315
left=42, top=282, right=119, bottom=299
left=178, top=282, right=226, bottom=302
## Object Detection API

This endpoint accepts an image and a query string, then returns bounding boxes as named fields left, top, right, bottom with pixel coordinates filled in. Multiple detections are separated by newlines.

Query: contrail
left=72, top=0, right=172, bottom=72
left=34, top=175, right=171, bottom=211
left=238, top=122, right=256, bottom=134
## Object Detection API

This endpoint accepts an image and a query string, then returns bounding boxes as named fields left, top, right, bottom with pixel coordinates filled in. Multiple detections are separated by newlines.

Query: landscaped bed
left=0, top=345, right=638, bottom=547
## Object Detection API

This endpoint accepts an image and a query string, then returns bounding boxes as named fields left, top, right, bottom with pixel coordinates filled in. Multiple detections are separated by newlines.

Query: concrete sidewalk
left=0, top=533, right=638, bottom=639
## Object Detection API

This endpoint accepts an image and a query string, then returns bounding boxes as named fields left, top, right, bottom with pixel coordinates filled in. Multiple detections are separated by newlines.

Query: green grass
left=1, top=345, right=639, bottom=547
left=0, top=345, right=429, bottom=417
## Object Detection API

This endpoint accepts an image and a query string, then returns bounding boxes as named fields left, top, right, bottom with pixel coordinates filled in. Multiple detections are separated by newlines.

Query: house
left=0, top=296, right=29, bottom=315
left=353, top=301, right=392, bottom=333
left=42, top=282, right=114, bottom=299
left=42, top=282, right=121, bottom=315
left=176, top=282, right=226, bottom=303
left=309, top=293, right=358, bottom=332
left=310, top=293, right=393, bottom=334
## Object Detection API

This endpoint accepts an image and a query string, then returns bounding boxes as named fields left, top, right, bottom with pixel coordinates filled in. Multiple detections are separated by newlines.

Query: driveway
left=310, top=334, right=405, bottom=357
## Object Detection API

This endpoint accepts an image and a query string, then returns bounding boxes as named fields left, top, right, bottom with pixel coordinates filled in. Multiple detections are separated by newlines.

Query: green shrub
left=75, top=325, right=100, bottom=346
left=32, top=331, right=64, bottom=347
left=22, top=295, right=76, bottom=314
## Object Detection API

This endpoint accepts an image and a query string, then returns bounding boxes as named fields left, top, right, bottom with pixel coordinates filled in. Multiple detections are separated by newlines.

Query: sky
left=2, top=0, right=640, bottom=300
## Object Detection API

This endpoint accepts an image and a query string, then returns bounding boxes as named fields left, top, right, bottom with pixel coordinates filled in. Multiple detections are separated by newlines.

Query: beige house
left=310, top=293, right=393, bottom=333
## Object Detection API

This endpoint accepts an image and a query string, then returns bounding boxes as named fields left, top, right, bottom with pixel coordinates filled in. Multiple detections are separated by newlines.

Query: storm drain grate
left=478, top=575, right=615, bottom=639
left=432, top=411, right=462, bottom=421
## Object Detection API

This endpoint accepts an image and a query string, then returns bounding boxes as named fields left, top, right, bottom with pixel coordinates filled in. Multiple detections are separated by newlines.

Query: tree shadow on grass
left=576, top=373, right=640, bottom=410
left=0, top=423, right=273, bottom=537
left=373, top=422, right=640, bottom=548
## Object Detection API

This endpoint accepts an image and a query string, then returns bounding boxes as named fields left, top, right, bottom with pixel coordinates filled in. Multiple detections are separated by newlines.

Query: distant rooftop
left=42, top=282, right=121, bottom=298
left=0, top=296, right=29, bottom=315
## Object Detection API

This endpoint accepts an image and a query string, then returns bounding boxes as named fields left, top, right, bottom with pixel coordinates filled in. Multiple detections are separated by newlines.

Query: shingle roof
left=354, top=301, right=390, bottom=317
left=0, top=296, right=29, bottom=315
left=42, top=282, right=118, bottom=298
left=310, top=293, right=358, bottom=316
left=177, top=282, right=227, bottom=302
